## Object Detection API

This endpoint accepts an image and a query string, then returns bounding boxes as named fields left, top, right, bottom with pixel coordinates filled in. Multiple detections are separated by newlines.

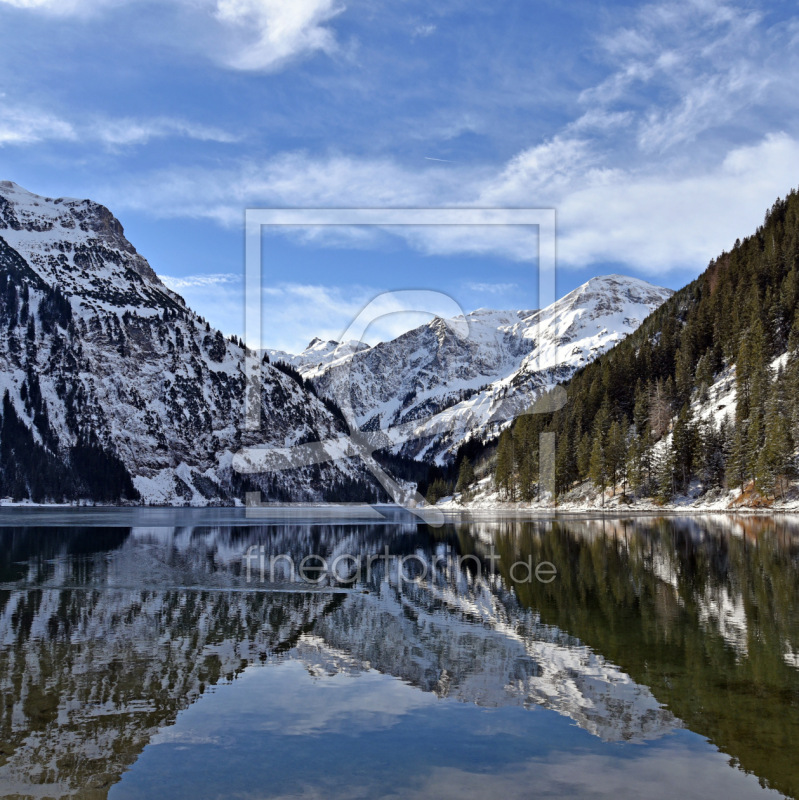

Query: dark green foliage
left=0, top=391, right=70, bottom=502
left=321, top=475, right=383, bottom=503
left=372, top=449, right=453, bottom=498
left=0, top=390, right=140, bottom=503
left=493, top=188, right=799, bottom=502
left=69, top=434, right=140, bottom=503
left=38, top=285, right=72, bottom=334
left=204, top=330, right=227, bottom=362
left=271, top=361, right=351, bottom=433
left=425, top=477, right=453, bottom=505
left=455, top=456, right=475, bottom=493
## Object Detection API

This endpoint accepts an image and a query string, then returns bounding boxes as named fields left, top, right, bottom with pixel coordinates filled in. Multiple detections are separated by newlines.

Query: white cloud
left=0, top=0, right=107, bottom=14
left=555, top=132, right=799, bottom=271
left=0, top=106, right=76, bottom=145
left=412, top=23, right=436, bottom=38
left=585, top=0, right=777, bottom=153
left=41, top=0, right=799, bottom=282
left=0, top=0, right=346, bottom=72
left=91, top=117, right=240, bottom=146
left=262, top=283, right=457, bottom=352
left=0, top=104, right=238, bottom=148
left=157, top=274, right=456, bottom=352
left=480, top=135, right=597, bottom=205
left=213, top=0, right=345, bottom=71
left=105, top=153, right=468, bottom=226
left=158, top=272, right=241, bottom=290
left=466, top=282, right=518, bottom=295
left=104, top=126, right=799, bottom=279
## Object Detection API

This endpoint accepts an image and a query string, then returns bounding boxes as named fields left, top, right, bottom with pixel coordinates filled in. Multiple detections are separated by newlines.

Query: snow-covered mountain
left=268, top=336, right=370, bottom=373
left=279, top=276, right=674, bottom=463
left=0, top=181, right=672, bottom=502
left=0, top=181, right=377, bottom=504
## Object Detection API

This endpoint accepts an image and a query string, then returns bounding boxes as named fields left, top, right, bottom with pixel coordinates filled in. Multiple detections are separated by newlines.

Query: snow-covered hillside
left=281, top=276, right=673, bottom=463
left=0, top=182, right=377, bottom=504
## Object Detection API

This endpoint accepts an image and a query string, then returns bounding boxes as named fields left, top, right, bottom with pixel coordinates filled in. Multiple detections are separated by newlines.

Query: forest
left=488, top=189, right=799, bottom=504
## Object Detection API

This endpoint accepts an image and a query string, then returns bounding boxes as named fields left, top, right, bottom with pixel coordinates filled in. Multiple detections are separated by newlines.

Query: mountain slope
left=279, top=276, right=673, bottom=464
left=0, top=181, right=377, bottom=504
left=489, top=188, right=799, bottom=507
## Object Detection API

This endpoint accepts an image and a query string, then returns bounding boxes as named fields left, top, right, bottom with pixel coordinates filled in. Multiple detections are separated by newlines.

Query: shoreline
left=0, top=501, right=798, bottom=519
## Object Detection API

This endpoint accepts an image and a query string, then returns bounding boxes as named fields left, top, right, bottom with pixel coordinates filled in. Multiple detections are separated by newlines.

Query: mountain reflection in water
left=0, top=512, right=796, bottom=799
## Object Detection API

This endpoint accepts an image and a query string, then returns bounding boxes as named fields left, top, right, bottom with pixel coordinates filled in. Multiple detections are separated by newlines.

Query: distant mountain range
left=271, top=275, right=673, bottom=464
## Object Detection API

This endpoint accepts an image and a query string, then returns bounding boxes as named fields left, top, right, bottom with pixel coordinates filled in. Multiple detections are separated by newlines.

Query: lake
left=0, top=509, right=797, bottom=799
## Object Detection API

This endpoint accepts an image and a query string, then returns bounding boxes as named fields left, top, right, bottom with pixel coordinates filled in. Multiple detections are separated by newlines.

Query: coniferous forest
left=490, top=189, right=799, bottom=505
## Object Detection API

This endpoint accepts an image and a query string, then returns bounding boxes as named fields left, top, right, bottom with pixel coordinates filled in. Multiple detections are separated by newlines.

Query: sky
left=2, top=0, right=799, bottom=351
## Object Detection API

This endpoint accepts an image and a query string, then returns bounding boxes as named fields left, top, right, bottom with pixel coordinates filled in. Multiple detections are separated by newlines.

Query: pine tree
left=726, top=419, right=748, bottom=492
left=756, top=395, right=795, bottom=498
left=494, top=429, right=515, bottom=500
left=588, top=433, right=607, bottom=502
left=695, top=351, right=715, bottom=401
left=576, top=430, right=592, bottom=479
left=626, top=429, right=645, bottom=495
left=697, top=419, right=725, bottom=489
left=671, top=405, right=696, bottom=492
left=655, top=443, right=676, bottom=503
left=649, top=379, right=673, bottom=438
left=606, top=419, right=627, bottom=496
left=490, top=188, right=799, bottom=505
left=455, top=456, right=475, bottom=495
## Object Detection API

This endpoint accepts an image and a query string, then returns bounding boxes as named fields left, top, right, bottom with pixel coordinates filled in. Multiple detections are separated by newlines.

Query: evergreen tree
left=697, top=419, right=726, bottom=489
left=606, top=419, right=627, bottom=495
left=756, top=395, right=795, bottom=498
left=490, top=188, right=799, bottom=505
left=726, top=419, right=748, bottom=492
left=455, top=456, right=475, bottom=494
left=576, top=430, right=592, bottom=479
left=588, top=434, right=607, bottom=502
left=671, top=405, right=697, bottom=492
left=494, top=429, right=515, bottom=500
left=655, top=443, right=676, bottom=503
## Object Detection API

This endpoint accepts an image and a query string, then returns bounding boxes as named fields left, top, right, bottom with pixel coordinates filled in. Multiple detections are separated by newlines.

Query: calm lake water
left=0, top=509, right=797, bottom=799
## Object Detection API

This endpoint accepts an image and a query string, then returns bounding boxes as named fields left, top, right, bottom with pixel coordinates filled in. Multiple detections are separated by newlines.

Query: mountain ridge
left=274, top=274, right=673, bottom=464
left=0, top=182, right=381, bottom=504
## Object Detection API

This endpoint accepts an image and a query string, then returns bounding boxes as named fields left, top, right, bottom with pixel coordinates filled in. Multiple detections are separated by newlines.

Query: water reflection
left=0, top=514, right=797, bottom=798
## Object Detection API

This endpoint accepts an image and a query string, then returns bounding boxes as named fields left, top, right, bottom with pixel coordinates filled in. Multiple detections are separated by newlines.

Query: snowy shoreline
left=1, top=498, right=799, bottom=517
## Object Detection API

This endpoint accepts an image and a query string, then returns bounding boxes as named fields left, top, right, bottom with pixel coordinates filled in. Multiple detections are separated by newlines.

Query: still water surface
left=0, top=509, right=797, bottom=799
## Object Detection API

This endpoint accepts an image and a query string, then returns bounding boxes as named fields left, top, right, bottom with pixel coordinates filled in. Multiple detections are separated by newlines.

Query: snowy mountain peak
left=0, top=182, right=382, bottom=504
left=0, top=181, right=167, bottom=308
left=268, top=337, right=370, bottom=377
left=296, top=275, right=674, bottom=462
left=566, top=274, right=674, bottom=306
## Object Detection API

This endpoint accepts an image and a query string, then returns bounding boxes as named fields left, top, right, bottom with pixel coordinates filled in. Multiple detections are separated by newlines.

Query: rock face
left=0, top=182, right=375, bottom=504
left=278, top=276, right=674, bottom=463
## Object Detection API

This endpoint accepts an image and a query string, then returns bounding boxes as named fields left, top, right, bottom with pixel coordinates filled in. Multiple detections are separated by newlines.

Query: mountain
left=268, top=336, right=370, bottom=373
left=0, top=181, right=379, bottom=504
left=277, top=276, right=673, bottom=464
left=487, top=188, right=799, bottom=508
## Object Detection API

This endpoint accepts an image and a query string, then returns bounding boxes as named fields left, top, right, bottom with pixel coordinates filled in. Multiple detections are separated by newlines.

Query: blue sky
left=2, top=0, right=799, bottom=350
